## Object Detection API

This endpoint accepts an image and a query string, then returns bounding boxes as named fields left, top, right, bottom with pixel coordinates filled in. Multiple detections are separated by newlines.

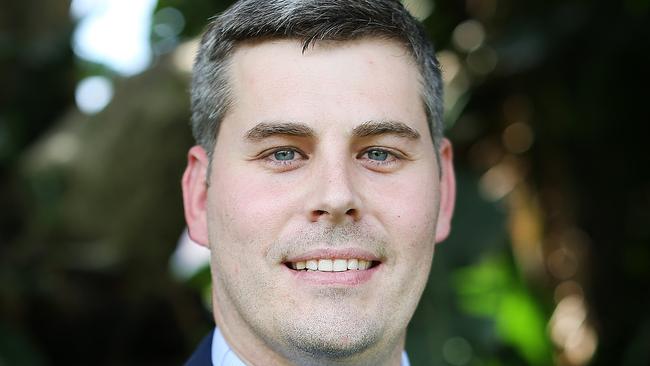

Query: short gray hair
left=191, top=0, right=443, bottom=158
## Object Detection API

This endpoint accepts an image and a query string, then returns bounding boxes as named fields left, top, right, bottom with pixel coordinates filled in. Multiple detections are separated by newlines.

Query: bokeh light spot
left=467, top=45, right=498, bottom=75
left=453, top=20, right=486, bottom=52
left=170, top=229, right=210, bottom=280
left=75, top=76, right=114, bottom=115
left=438, top=50, right=462, bottom=84
left=71, top=0, right=156, bottom=75
left=401, top=0, right=435, bottom=21
left=442, top=337, right=473, bottom=365
left=479, top=161, right=518, bottom=201
left=549, top=294, right=597, bottom=365
left=502, top=122, right=534, bottom=154
left=153, top=7, right=186, bottom=55
left=547, top=247, right=579, bottom=280
left=42, top=132, right=81, bottom=165
left=153, top=7, right=185, bottom=36
left=173, top=39, right=200, bottom=73
left=554, top=281, right=584, bottom=304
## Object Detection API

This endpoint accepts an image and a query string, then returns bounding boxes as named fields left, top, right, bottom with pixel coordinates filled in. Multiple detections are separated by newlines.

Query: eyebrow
left=243, top=119, right=421, bottom=141
left=244, top=122, right=316, bottom=141
left=352, top=120, right=421, bottom=140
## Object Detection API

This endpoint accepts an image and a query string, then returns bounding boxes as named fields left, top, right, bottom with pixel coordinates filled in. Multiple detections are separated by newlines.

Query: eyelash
left=260, top=147, right=308, bottom=170
left=259, top=147, right=405, bottom=171
left=358, top=148, right=403, bottom=170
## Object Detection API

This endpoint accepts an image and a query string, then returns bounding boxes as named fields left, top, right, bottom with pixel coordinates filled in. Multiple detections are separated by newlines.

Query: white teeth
left=318, top=259, right=333, bottom=271
left=306, top=260, right=318, bottom=270
left=358, top=260, right=370, bottom=270
left=290, top=258, right=374, bottom=271
left=332, top=259, right=347, bottom=272
left=347, top=259, right=359, bottom=270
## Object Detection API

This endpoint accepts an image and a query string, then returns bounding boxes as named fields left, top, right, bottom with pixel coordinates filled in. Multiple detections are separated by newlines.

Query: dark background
left=1, top=0, right=648, bottom=365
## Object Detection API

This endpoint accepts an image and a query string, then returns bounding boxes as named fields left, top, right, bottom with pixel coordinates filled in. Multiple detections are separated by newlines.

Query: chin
left=274, top=307, right=386, bottom=361
left=286, top=328, right=378, bottom=360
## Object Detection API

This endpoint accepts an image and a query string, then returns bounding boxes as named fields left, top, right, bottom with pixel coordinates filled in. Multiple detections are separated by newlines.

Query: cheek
left=371, top=172, right=439, bottom=246
left=209, top=169, right=302, bottom=250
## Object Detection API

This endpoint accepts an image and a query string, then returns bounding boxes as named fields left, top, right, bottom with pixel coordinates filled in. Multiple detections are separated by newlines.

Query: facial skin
left=183, top=38, right=455, bottom=366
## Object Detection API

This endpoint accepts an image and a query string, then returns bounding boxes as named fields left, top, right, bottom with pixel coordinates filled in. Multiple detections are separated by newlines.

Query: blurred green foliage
left=454, top=255, right=550, bottom=365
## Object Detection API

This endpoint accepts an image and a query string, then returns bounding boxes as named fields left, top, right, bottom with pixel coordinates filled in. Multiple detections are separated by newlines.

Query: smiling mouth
left=284, top=258, right=381, bottom=272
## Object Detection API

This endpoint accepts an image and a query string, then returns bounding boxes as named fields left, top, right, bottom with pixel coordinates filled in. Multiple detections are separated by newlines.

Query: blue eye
left=366, top=149, right=389, bottom=161
left=274, top=150, right=295, bottom=161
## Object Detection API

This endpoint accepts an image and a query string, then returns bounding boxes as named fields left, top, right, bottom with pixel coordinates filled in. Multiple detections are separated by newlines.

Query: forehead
left=224, top=38, right=429, bottom=137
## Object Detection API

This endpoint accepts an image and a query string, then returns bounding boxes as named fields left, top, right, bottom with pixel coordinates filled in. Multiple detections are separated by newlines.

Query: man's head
left=190, top=0, right=444, bottom=163
left=182, top=1, right=455, bottom=365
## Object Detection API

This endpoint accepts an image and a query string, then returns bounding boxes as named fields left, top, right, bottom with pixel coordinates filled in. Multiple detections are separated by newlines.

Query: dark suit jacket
left=185, top=330, right=214, bottom=366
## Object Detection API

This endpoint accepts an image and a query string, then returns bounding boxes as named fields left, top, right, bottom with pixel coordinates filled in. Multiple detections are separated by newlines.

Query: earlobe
left=435, top=138, right=456, bottom=243
left=181, top=145, right=211, bottom=247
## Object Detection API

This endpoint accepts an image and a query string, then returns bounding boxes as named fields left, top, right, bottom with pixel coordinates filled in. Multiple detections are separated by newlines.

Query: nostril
left=309, top=210, right=328, bottom=222
left=309, top=208, right=359, bottom=222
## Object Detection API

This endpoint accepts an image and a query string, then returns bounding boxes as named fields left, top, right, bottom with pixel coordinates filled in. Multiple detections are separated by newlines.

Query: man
left=182, top=0, right=455, bottom=365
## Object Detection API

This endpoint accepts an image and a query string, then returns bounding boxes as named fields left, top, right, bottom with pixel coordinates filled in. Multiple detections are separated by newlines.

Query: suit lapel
left=184, top=330, right=214, bottom=366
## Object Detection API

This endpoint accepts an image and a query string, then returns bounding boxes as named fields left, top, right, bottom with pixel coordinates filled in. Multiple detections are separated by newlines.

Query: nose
left=305, top=158, right=361, bottom=223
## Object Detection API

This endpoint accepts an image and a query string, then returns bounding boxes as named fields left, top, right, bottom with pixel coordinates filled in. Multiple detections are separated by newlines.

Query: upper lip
left=283, top=248, right=383, bottom=263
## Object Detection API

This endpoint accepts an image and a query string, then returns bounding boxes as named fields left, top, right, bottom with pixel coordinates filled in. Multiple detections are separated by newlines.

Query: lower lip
left=284, top=264, right=380, bottom=286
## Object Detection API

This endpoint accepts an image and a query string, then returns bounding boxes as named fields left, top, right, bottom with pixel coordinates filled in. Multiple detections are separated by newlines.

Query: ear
left=181, top=145, right=210, bottom=248
left=435, top=138, right=456, bottom=243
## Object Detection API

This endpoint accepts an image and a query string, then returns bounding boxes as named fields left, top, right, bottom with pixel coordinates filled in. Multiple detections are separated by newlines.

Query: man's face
left=184, top=38, right=454, bottom=364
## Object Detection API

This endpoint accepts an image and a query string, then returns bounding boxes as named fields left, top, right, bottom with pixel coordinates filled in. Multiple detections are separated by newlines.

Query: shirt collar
left=211, top=327, right=410, bottom=366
